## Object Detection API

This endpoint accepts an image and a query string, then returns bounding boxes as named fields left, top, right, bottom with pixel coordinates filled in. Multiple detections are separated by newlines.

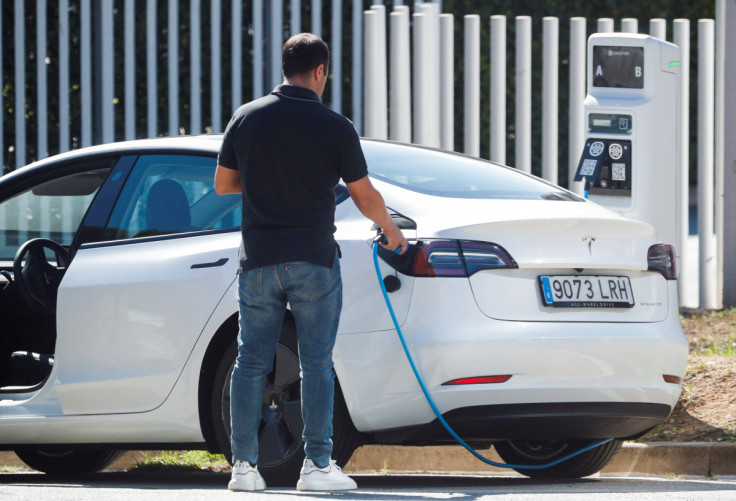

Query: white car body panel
left=0, top=362, right=205, bottom=444
left=54, top=232, right=239, bottom=414
left=334, top=200, right=416, bottom=334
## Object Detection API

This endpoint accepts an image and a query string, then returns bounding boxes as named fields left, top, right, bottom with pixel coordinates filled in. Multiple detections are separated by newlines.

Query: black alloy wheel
left=211, top=318, right=361, bottom=486
left=14, top=448, right=123, bottom=475
left=493, top=438, right=623, bottom=478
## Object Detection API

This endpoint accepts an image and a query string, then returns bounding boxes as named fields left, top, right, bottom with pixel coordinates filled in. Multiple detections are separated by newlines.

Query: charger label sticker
left=575, top=139, right=606, bottom=182
left=580, top=159, right=598, bottom=176
left=609, top=143, right=623, bottom=160
left=612, top=163, right=626, bottom=181
left=589, top=141, right=605, bottom=157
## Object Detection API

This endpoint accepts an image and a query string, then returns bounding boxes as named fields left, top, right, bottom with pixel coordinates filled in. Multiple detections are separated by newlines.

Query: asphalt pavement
left=1, top=472, right=735, bottom=501
left=2, top=441, right=736, bottom=478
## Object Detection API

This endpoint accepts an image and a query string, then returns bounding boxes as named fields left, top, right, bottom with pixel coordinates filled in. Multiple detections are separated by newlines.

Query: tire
left=493, top=438, right=623, bottom=478
left=211, top=318, right=361, bottom=486
left=14, top=449, right=123, bottom=475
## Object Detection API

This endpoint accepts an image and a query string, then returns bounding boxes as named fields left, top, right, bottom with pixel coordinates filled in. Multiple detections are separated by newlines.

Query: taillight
left=647, top=244, right=676, bottom=280
left=460, top=241, right=517, bottom=275
left=378, top=239, right=517, bottom=277
left=410, top=240, right=466, bottom=277
left=442, top=375, right=512, bottom=386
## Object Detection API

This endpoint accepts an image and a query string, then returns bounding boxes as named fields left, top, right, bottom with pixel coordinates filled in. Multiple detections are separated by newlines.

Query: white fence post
left=490, top=15, right=506, bottom=164
left=515, top=15, right=531, bottom=173
left=270, top=0, right=284, bottom=91
left=428, top=2, right=441, bottom=136
left=569, top=17, right=586, bottom=194
left=464, top=14, right=480, bottom=157
left=312, top=0, right=322, bottom=37
left=37, top=0, right=48, bottom=159
left=649, top=18, right=667, bottom=40
left=168, top=0, right=179, bottom=136
left=674, top=19, right=691, bottom=306
left=371, top=5, right=388, bottom=139
left=231, top=0, right=242, bottom=109
left=715, top=0, right=726, bottom=308
left=14, top=0, right=26, bottom=167
left=252, top=0, right=263, bottom=99
left=125, top=0, right=136, bottom=139
left=190, top=0, right=201, bottom=135
left=146, top=0, right=157, bottom=138
left=698, top=19, right=716, bottom=309
left=390, top=7, right=411, bottom=143
left=211, top=0, right=222, bottom=132
left=59, top=0, right=70, bottom=151
left=440, top=13, right=454, bottom=151
left=412, top=12, right=433, bottom=146
left=597, top=18, right=614, bottom=33
left=542, top=17, right=559, bottom=184
left=291, top=0, right=301, bottom=35
left=102, top=2, right=115, bottom=143
left=80, top=0, right=91, bottom=145
left=331, top=0, right=343, bottom=113
left=352, top=0, right=363, bottom=134
left=364, top=9, right=387, bottom=140
left=621, top=18, right=638, bottom=33
left=416, top=2, right=440, bottom=147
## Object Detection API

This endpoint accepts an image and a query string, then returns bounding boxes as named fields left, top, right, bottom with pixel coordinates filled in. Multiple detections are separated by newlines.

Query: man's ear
left=316, top=63, right=327, bottom=79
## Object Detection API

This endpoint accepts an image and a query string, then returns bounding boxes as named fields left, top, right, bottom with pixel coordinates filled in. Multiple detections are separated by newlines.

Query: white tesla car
left=0, top=136, right=687, bottom=482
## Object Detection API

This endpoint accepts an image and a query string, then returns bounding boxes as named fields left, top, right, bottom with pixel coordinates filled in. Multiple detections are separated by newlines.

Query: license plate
left=539, top=275, right=634, bottom=308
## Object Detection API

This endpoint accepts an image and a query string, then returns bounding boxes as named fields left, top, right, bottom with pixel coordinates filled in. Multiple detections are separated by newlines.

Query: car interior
left=0, top=169, right=110, bottom=393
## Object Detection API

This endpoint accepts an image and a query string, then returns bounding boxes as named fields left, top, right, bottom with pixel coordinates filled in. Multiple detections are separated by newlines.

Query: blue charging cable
left=371, top=240, right=612, bottom=470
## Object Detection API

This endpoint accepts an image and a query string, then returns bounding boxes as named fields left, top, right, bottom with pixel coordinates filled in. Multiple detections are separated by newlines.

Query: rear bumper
left=371, top=402, right=671, bottom=444
left=335, top=276, right=687, bottom=434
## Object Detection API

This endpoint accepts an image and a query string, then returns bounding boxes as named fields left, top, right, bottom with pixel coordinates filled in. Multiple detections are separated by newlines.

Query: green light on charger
left=668, top=61, right=682, bottom=67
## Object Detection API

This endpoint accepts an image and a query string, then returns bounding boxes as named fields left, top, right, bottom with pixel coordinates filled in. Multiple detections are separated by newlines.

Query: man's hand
left=347, top=176, right=408, bottom=255
left=379, top=221, right=409, bottom=255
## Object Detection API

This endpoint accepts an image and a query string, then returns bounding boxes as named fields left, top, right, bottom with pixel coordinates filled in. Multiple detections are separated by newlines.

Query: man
left=214, top=33, right=407, bottom=492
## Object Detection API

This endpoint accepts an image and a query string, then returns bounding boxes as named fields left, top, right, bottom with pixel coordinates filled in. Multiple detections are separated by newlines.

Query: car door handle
left=191, top=258, right=229, bottom=269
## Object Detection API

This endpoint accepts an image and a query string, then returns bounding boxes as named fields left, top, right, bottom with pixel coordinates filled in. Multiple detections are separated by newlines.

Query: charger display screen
left=592, top=46, right=644, bottom=89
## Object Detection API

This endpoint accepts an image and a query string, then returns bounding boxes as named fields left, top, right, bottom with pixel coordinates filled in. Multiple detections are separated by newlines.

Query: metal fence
left=1, top=0, right=721, bottom=309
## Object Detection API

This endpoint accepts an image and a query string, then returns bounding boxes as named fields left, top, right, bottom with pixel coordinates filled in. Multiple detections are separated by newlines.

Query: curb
left=2, top=443, right=735, bottom=477
left=344, top=442, right=736, bottom=478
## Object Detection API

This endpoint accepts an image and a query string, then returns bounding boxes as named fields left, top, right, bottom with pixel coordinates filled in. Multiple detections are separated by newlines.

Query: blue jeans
left=230, top=253, right=342, bottom=469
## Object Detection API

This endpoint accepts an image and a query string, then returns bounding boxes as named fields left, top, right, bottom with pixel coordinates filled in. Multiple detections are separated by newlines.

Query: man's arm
left=346, top=176, right=408, bottom=254
left=214, top=164, right=242, bottom=195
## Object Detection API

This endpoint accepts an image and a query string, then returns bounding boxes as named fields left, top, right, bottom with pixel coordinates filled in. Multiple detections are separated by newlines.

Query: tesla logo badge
left=582, top=235, right=596, bottom=254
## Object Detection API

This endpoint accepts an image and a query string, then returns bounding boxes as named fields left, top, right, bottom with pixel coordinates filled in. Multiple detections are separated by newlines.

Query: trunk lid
left=382, top=192, right=670, bottom=322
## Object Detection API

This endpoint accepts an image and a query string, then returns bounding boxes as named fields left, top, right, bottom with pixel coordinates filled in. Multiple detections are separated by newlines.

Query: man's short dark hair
left=282, top=33, right=329, bottom=78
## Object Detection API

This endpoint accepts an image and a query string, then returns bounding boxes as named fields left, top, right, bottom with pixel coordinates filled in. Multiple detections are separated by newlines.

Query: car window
left=0, top=169, right=110, bottom=262
left=362, top=142, right=581, bottom=201
left=105, top=155, right=241, bottom=240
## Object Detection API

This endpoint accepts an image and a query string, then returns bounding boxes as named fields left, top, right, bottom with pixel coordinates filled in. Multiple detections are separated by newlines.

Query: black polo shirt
left=218, top=84, right=369, bottom=272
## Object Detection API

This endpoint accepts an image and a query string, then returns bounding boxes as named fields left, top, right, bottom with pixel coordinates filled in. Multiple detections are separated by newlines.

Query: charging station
left=575, top=33, right=682, bottom=260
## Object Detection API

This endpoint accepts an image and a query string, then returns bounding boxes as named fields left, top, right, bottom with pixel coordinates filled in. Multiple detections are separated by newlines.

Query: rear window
left=362, top=142, right=581, bottom=201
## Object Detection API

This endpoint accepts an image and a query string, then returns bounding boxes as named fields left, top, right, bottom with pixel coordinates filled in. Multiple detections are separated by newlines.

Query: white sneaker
left=296, top=458, right=357, bottom=491
left=228, top=460, right=266, bottom=491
